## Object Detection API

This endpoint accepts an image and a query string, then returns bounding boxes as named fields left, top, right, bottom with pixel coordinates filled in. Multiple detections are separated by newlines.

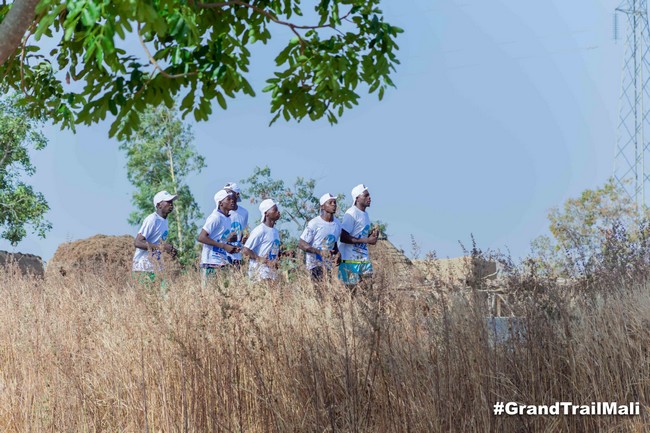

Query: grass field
left=0, top=258, right=649, bottom=432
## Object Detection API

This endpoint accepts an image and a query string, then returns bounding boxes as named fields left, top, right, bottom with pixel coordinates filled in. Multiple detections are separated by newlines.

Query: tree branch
left=137, top=23, right=200, bottom=79
left=0, top=0, right=40, bottom=67
left=197, top=1, right=352, bottom=51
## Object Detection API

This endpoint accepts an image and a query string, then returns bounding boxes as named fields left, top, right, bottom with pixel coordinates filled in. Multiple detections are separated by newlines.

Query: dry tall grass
left=0, top=260, right=649, bottom=432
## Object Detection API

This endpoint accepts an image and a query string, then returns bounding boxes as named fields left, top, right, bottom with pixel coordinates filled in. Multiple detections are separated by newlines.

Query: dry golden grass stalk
left=0, top=255, right=648, bottom=432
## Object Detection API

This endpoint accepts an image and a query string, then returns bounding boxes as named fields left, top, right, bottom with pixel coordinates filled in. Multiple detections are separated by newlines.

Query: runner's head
left=259, top=199, right=280, bottom=224
left=224, top=182, right=242, bottom=203
left=214, top=189, right=237, bottom=213
left=153, top=190, right=178, bottom=218
left=351, top=184, right=371, bottom=209
left=319, top=193, right=338, bottom=215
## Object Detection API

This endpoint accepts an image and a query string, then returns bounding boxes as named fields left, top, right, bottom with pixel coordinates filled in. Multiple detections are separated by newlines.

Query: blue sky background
left=0, top=0, right=624, bottom=262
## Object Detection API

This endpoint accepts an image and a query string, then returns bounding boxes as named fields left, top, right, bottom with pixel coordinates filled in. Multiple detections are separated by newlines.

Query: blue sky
left=1, top=0, right=624, bottom=262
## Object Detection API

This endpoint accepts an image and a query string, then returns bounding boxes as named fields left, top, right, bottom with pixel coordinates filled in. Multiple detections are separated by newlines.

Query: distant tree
left=119, top=105, right=205, bottom=267
left=531, top=179, right=644, bottom=276
left=0, top=96, right=51, bottom=246
left=0, top=0, right=402, bottom=139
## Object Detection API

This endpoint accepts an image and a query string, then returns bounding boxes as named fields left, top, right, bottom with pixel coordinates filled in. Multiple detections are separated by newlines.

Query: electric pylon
left=614, top=0, right=650, bottom=209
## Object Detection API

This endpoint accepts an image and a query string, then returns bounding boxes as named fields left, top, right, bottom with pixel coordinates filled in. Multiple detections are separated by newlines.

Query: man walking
left=224, top=182, right=249, bottom=268
left=197, top=189, right=240, bottom=282
left=298, top=193, right=342, bottom=281
left=243, top=199, right=281, bottom=282
left=132, top=190, right=178, bottom=282
left=338, top=184, right=379, bottom=286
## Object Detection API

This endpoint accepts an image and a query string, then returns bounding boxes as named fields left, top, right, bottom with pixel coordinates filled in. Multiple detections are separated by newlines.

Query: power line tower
left=614, top=0, right=650, bottom=209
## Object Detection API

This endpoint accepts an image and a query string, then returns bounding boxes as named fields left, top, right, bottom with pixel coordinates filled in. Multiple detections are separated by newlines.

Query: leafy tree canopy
left=531, top=179, right=646, bottom=277
left=0, top=0, right=403, bottom=139
left=120, top=105, right=205, bottom=267
left=0, top=95, right=51, bottom=246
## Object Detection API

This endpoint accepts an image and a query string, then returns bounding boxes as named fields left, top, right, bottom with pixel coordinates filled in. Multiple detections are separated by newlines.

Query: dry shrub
left=0, top=262, right=649, bottom=432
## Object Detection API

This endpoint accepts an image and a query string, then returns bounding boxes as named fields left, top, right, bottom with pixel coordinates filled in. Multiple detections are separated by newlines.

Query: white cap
left=351, top=184, right=368, bottom=203
left=213, top=189, right=231, bottom=206
left=259, top=198, right=277, bottom=222
left=319, top=193, right=337, bottom=206
left=153, top=190, right=178, bottom=207
left=224, top=182, right=241, bottom=193
left=224, top=182, right=242, bottom=202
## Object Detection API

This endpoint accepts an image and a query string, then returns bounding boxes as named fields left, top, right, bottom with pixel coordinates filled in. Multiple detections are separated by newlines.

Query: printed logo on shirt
left=353, top=225, right=370, bottom=254
left=268, top=239, right=281, bottom=261
left=221, top=228, right=232, bottom=241
left=211, top=229, right=233, bottom=261
left=230, top=222, right=243, bottom=242
left=162, top=230, right=168, bottom=241
left=321, top=234, right=337, bottom=250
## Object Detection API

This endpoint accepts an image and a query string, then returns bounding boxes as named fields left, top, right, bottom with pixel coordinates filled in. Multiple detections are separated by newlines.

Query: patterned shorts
left=338, top=261, right=373, bottom=285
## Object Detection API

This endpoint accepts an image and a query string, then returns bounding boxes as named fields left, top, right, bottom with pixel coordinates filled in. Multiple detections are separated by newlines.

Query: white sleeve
left=202, top=213, right=218, bottom=236
left=244, top=226, right=261, bottom=253
left=138, top=216, right=155, bottom=241
left=334, top=219, right=343, bottom=239
left=300, top=222, right=315, bottom=244
left=341, top=212, right=355, bottom=234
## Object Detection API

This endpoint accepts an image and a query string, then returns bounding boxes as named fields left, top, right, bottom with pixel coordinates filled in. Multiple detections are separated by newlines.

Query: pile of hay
left=369, top=239, right=424, bottom=288
left=47, top=234, right=135, bottom=280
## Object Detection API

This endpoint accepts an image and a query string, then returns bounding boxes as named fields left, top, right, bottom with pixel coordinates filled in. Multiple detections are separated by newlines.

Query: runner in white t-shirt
left=299, top=193, right=342, bottom=281
left=132, top=190, right=178, bottom=282
left=338, top=184, right=379, bottom=287
left=243, top=199, right=281, bottom=281
left=197, top=189, right=240, bottom=282
left=224, top=182, right=249, bottom=268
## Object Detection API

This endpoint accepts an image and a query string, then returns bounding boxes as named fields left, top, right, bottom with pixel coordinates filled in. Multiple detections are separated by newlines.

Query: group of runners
left=131, top=182, right=380, bottom=286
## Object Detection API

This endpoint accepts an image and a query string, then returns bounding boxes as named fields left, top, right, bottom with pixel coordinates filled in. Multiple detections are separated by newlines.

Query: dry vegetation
left=0, top=253, right=649, bottom=432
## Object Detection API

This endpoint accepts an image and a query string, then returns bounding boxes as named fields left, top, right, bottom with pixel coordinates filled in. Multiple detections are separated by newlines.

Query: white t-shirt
left=132, top=212, right=170, bottom=272
left=339, top=206, right=371, bottom=262
left=226, top=206, right=249, bottom=262
left=244, top=223, right=281, bottom=280
left=200, top=209, right=233, bottom=266
left=300, top=216, right=342, bottom=270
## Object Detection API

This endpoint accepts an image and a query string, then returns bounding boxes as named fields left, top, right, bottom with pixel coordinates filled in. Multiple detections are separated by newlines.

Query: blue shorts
left=338, top=261, right=373, bottom=285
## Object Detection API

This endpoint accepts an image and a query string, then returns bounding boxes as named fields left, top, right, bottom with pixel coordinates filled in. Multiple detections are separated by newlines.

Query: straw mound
left=47, top=234, right=135, bottom=279
left=369, top=239, right=425, bottom=287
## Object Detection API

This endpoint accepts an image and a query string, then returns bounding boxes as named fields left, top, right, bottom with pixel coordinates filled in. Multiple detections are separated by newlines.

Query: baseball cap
left=153, top=190, right=178, bottom=207
left=351, top=184, right=368, bottom=203
left=319, top=193, right=338, bottom=206
left=259, top=198, right=277, bottom=222
left=214, top=189, right=232, bottom=206
left=224, top=182, right=242, bottom=202
left=224, top=182, right=241, bottom=193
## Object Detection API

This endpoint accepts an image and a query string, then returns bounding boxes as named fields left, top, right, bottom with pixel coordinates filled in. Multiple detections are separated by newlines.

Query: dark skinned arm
left=197, top=230, right=240, bottom=254
left=134, top=233, right=176, bottom=254
left=298, top=239, right=322, bottom=255
left=243, top=246, right=270, bottom=265
left=340, top=228, right=379, bottom=246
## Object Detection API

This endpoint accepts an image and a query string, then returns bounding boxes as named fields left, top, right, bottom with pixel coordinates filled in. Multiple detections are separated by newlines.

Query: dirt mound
left=47, top=234, right=135, bottom=279
left=0, top=251, right=44, bottom=277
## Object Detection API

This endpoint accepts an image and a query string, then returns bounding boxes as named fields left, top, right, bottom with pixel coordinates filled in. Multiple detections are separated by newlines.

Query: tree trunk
left=166, top=146, right=184, bottom=247
left=0, top=0, right=40, bottom=66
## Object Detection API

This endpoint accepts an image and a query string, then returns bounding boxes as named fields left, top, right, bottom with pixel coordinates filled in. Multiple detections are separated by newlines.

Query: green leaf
left=216, top=92, right=227, bottom=109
